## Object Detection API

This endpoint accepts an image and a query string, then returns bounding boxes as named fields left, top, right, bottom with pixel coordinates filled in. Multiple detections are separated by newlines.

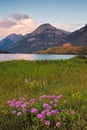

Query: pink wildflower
left=21, top=102, right=27, bottom=109
left=39, top=95, right=46, bottom=100
left=24, top=78, right=28, bottom=83
left=43, top=103, right=51, bottom=109
left=54, top=104, right=57, bottom=107
left=56, top=94, right=63, bottom=99
left=17, top=112, right=22, bottom=116
left=51, top=109, right=59, bottom=114
left=31, top=108, right=37, bottom=113
left=19, top=97, right=25, bottom=102
left=70, top=110, right=75, bottom=115
left=7, top=100, right=11, bottom=105
left=51, top=95, right=56, bottom=98
left=22, top=108, right=26, bottom=113
left=9, top=103, right=15, bottom=108
left=46, top=111, right=51, bottom=116
left=50, top=101, right=54, bottom=104
left=63, top=100, right=67, bottom=103
left=56, top=122, right=61, bottom=127
left=54, top=99, right=58, bottom=103
left=15, top=101, right=21, bottom=108
left=62, top=109, right=65, bottom=112
left=46, top=95, right=52, bottom=98
left=30, top=98, right=36, bottom=103
left=37, top=113, right=45, bottom=120
left=12, top=110, right=17, bottom=115
left=41, top=111, right=46, bottom=114
left=45, top=120, right=50, bottom=126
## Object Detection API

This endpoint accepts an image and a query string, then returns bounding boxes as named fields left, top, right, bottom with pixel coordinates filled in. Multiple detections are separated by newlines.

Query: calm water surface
left=0, top=54, right=75, bottom=61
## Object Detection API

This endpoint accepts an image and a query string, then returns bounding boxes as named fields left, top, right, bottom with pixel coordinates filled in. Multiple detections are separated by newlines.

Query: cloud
left=55, top=23, right=83, bottom=32
left=0, top=19, right=16, bottom=28
left=0, top=13, right=38, bottom=40
left=10, top=18, right=38, bottom=34
left=10, top=13, right=29, bottom=21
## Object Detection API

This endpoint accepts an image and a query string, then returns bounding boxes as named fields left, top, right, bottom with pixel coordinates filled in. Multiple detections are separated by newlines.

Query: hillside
left=36, top=46, right=87, bottom=54
left=68, top=24, right=87, bottom=46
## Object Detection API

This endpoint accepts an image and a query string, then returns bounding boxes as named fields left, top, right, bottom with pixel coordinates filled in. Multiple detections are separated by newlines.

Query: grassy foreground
left=0, top=58, right=87, bottom=130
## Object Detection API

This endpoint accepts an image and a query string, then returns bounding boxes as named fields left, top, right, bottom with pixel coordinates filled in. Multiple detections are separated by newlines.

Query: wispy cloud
left=10, top=13, right=29, bottom=21
left=0, top=13, right=38, bottom=40
left=54, top=23, right=83, bottom=32
left=0, top=19, right=16, bottom=28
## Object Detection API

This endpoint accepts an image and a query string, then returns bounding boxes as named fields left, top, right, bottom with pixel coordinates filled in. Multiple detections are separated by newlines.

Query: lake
left=0, top=54, right=75, bottom=61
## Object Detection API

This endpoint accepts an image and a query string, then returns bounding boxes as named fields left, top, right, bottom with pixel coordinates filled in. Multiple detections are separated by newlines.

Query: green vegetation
left=0, top=58, right=87, bottom=130
left=77, top=48, right=87, bottom=58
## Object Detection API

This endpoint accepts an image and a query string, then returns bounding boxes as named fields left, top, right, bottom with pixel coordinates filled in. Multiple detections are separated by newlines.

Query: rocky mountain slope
left=0, top=34, right=23, bottom=50
left=67, top=24, right=87, bottom=46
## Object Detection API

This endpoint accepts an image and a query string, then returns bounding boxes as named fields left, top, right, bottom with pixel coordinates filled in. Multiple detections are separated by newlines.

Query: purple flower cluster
left=7, top=97, right=28, bottom=116
left=7, top=94, right=75, bottom=128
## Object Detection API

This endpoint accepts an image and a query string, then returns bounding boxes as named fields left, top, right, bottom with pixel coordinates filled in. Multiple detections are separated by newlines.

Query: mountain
left=68, top=24, right=87, bottom=46
left=0, top=34, right=23, bottom=51
left=8, top=23, right=69, bottom=53
left=30, top=23, right=69, bottom=36
left=1, top=23, right=87, bottom=54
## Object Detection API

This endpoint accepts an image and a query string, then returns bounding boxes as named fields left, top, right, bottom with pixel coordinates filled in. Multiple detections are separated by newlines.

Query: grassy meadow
left=0, top=58, right=87, bottom=130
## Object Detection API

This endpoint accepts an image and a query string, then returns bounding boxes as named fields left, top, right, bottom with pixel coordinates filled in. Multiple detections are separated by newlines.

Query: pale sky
left=0, top=0, right=87, bottom=40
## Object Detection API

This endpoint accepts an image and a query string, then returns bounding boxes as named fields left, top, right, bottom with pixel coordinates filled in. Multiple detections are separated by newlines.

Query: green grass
left=0, top=58, right=87, bottom=130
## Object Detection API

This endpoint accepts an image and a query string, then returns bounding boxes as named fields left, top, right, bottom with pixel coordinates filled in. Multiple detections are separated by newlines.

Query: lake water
left=0, top=54, right=75, bottom=61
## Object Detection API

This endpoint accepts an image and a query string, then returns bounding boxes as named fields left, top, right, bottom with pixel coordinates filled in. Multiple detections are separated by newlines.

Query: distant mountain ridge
left=67, top=24, right=87, bottom=46
left=0, top=34, right=23, bottom=50
left=0, top=23, right=87, bottom=53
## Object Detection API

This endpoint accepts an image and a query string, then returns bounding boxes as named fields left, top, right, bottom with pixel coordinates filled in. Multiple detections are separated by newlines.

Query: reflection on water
left=0, top=54, right=75, bottom=61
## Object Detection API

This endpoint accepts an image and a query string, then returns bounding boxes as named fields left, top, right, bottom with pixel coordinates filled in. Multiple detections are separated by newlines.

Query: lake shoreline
left=0, top=54, right=75, bottom=62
